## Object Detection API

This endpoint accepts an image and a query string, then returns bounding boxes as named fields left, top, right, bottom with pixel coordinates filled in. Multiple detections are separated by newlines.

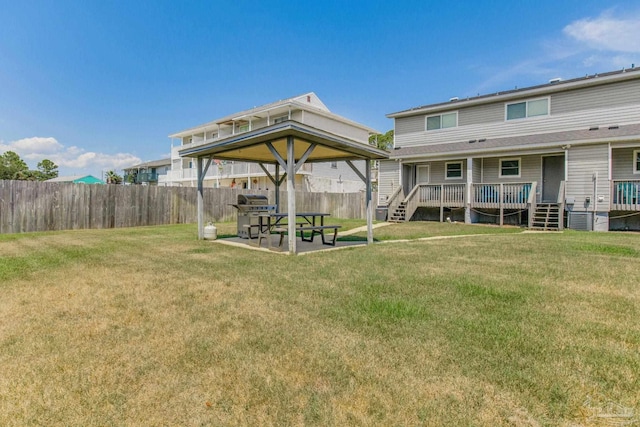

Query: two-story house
left=165, top=93, right=377, bottom=192
left=123, top=158, right=171, bottom=185
left=379, top=67, right=640, bottom=231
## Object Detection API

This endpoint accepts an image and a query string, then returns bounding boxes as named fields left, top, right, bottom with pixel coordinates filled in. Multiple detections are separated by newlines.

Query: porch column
left=465, top=157, right=473, bottom=224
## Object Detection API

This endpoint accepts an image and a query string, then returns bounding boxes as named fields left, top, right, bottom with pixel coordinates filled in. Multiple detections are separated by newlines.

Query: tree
left=0, top=151, right=29, bottom=180
left=37, top=159, right=59, bottom=180
left=105, top=170, right=123, bottom=184
left=369, top=129, right=394, bottom=151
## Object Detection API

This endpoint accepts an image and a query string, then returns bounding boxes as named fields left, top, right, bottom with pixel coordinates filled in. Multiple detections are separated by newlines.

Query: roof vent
left=589, top=126, right=599, bottom=131
left=549, top=77, right=562, bottom=84
left=478, top=138, right=486, bottom=142
left=608, top=125, right=619, bottom=130
left=468, top=139, right=477, bottom=144
left=449, top=97, right=459, bottom=102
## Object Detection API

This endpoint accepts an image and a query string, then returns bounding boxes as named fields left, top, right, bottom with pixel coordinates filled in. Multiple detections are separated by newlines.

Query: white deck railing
left=611, top=180, right=640, bottom=211
left=472, top=183, right=533, bottom=209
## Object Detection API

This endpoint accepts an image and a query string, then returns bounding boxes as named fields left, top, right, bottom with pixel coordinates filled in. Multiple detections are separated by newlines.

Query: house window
left=499, top=158, right=521, bottom=178
left=634, top=150, right=640, bottom=174
left=426, top=112, right=457, bottom=131
left=506, top=98, right=549, bottom=120
left=273, top=116, right=288, bottom=124
left=238, top=123, right=250, bottom=132
left=445, top=161, right=463, bottom=179
left=330, top=161, right=338, bottom=169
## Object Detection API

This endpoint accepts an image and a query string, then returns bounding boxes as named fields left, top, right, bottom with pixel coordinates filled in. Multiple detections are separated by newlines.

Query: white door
left=416, top=165, right=430, bottom=184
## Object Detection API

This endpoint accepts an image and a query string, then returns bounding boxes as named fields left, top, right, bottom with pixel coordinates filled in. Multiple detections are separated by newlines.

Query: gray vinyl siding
left=378, top=160, right=400, bottom=205
left=611, top=146, right=640, bottom=179
left=552, top=80, right=640, bottom=115
left=395, top=115, right=425, bottom=135
left=473, top=158, right=482, bottom=182
left=424, top=160, right=467, bottom=184
left=482, top=154, right=542, bottom=183
left=394, top=77, right=640, bottom=148
left=566, top=144, right=610, bottom=211
left=302, top=111, right=369, bottom=141
left=458, top=103, right=504, bottom=126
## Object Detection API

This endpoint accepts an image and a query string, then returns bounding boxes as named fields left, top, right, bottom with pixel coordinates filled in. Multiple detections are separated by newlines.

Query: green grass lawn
left=1, top=222, right=638, bottom=425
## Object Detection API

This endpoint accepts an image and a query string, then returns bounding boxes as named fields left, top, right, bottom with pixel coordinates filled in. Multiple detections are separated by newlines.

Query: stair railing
left=403, top=184, right=425, bottom=222
left=386, top=185, right=405, bottom=220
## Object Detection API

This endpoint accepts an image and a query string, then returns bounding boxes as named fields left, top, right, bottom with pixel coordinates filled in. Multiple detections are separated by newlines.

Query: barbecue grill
left=231, top=194, right=277, bottom=238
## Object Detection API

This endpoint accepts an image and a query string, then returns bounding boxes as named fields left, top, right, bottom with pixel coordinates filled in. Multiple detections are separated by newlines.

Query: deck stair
left=530, top=203, right=562, bottom=230
left=389, top=201, right=407, bottom=222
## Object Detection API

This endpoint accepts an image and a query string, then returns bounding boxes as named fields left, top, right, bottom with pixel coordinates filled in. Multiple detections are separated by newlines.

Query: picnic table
left=255, top=212, right=341, bottom=248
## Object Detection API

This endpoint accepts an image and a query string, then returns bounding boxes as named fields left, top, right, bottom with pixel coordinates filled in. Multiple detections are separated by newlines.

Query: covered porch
left=386, top=152, right=566, bottom=229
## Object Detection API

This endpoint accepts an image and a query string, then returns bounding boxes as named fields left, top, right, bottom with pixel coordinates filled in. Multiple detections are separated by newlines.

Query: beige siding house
left=165, top=93, right=377, bottom=193
left=379, top=68, right=640, bottom=231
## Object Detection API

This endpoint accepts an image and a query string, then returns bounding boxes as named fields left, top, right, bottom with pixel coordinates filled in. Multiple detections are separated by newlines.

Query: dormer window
left=506, top=98, right=549, bottom=120
left=426, top=112, right=457, bottom=131
left=273, top=115, right=288, bottom=124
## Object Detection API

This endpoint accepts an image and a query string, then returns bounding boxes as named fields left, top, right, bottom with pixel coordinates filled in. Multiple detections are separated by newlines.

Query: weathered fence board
left=0, top=180, right=374, bottom=234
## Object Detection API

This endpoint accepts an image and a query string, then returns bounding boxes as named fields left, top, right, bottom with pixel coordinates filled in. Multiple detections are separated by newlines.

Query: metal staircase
left=530, top=203, right=562, bottom=231
left=389, top=201, right=407, bottom=222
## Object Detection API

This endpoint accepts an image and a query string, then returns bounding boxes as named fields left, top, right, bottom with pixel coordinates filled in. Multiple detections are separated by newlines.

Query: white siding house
left=164, top=93, right=377, bottom=193
left=380, top=68, right=640, bottom=231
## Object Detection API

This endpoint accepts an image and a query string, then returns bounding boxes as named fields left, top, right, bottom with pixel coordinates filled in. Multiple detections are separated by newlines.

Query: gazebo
left=178, top=120, right=389, bottom=254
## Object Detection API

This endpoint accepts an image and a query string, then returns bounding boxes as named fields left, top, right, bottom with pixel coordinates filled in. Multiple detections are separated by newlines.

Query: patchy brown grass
left=0, top=224, right=638, bottom=425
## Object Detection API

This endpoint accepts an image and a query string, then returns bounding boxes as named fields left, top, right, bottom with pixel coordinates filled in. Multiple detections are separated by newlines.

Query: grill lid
left=237, top=194, right=269, bottom=205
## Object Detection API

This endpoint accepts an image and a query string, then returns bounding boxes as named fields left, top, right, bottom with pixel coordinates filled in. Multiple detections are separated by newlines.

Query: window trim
left=505, top=97, right=550, bottom=121
left=416, top=164, right=430, bottom=184
left=445, top=161, right=463, bottom=180
left=499, top=157, right=521, bottom=178
left=634, top=149, right=640, bottom=174
left=425, top=111, right=458, bottom=131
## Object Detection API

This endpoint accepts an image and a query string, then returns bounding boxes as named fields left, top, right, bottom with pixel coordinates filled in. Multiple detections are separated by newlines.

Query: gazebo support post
left=286, top=137, right=296, bottom=254
left=275, top=164, right=280, bottom=213
left=196, top=156, right=213, bottom=240
left=366, top=160, right=373, bottom=244
left=346, top=160, right=374, bottom=245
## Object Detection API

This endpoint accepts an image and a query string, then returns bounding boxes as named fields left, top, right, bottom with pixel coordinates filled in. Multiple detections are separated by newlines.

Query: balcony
left=125, top=172, right=158, bottom=184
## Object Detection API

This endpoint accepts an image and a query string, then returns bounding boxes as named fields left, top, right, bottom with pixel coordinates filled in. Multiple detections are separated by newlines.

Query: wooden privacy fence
left=0, top=180, right=374, bottom=234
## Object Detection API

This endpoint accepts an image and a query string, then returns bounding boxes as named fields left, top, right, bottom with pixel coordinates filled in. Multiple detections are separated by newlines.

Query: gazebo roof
left=178, top=121, right=389, bottom=163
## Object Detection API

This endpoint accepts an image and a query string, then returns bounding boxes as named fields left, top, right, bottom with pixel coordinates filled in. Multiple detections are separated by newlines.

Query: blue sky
left=1, top=1, right=639, bottom=178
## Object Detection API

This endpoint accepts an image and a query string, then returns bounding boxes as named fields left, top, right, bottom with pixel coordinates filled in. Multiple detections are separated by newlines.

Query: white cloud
left=472, top=9, right=640, bottom=95
left=0, top=136, right=141, bottom=175
left=563, top=12, right=640, bottom=53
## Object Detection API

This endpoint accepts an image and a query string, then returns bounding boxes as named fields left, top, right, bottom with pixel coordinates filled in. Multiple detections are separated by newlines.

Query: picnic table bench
left=255, top=213, right=341, bottom=248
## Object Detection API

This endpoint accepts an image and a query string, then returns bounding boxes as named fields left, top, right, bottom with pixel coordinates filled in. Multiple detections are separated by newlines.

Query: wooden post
left=465, top=157, right=473, bottom=224
left=366, top=160, right=373, bottom=244
left=275, top=163, right=280, bottom=213
left=499, top=183, right=504, bottom=226
left=439, top=184, right=444, bottom=222
left=197, top=157, right=204, bottom=239
left=287, top=137, right=296, bottom=254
